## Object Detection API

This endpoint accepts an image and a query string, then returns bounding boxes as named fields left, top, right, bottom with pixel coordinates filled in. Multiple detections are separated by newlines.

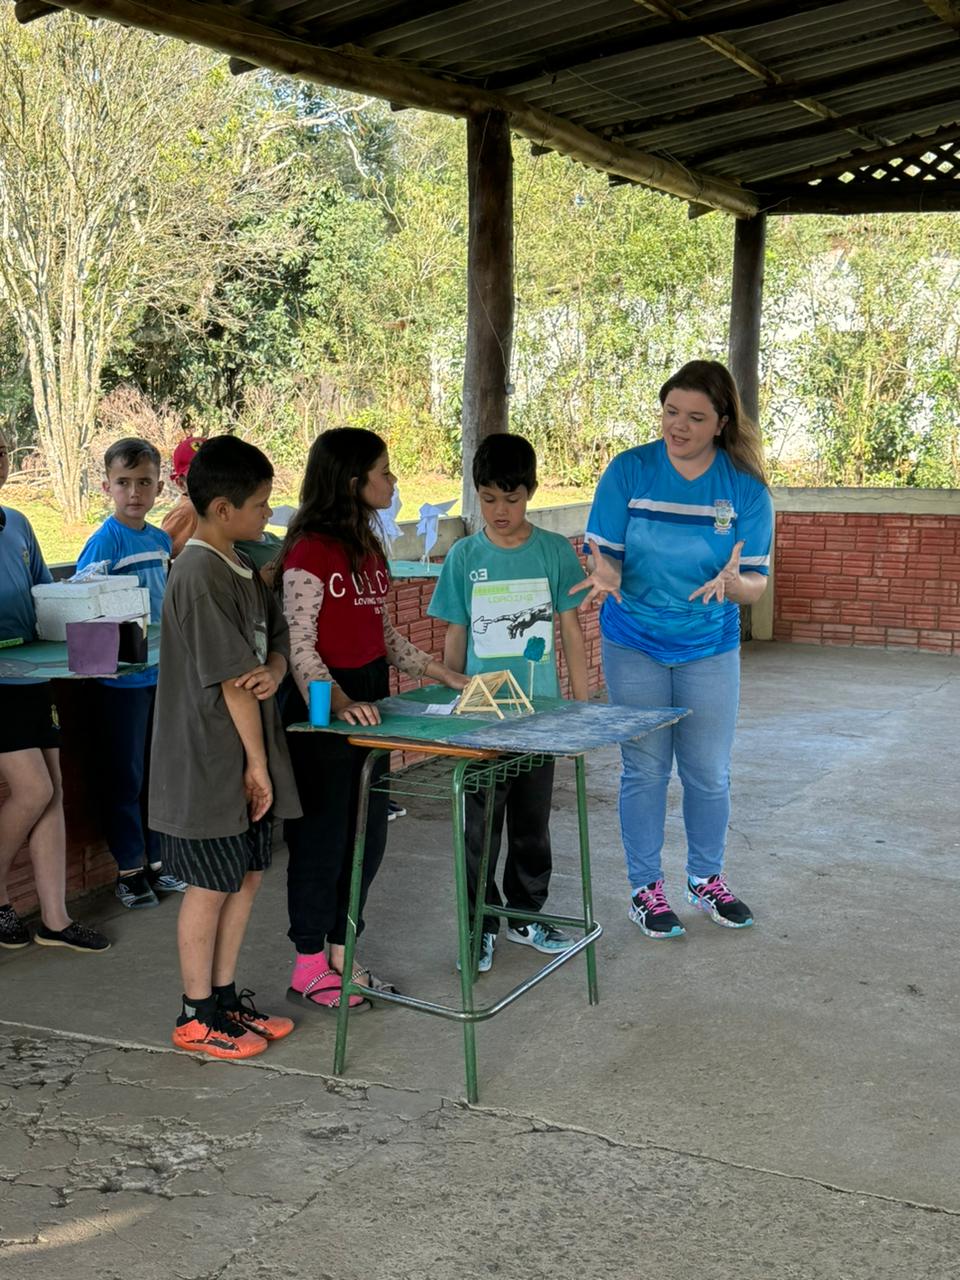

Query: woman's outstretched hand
left=689, top=540, right=744, bottom=605
left=569, top=538, right=623, bottom=609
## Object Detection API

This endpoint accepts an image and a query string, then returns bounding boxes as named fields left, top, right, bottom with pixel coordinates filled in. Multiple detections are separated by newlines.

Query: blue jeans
left=601, top=637, right=741, bottom=889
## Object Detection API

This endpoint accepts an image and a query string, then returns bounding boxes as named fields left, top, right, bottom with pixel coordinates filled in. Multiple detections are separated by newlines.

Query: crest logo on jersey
left=713, top=499, right=734, bottom=534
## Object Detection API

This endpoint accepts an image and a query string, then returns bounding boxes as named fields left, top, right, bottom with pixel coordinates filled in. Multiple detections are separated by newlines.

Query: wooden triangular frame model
left=455, top=670, right=534, bottom=719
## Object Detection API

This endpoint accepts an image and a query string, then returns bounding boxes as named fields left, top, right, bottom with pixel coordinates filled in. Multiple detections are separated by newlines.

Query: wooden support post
left=461, top=111, right=514, bottom=530
left=729, top=212, right=768, bottom=641
left=728, top=213, right=766, bottom=425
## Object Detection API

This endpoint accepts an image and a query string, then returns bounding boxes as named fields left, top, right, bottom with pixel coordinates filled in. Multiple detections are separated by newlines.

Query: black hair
left=186, top=436, right=274, bottom=517
left=104, top=437, right=161, bottom=474
left=278, top=427, right=387, bottom=573
left=472, top=433, right=538, bottom=494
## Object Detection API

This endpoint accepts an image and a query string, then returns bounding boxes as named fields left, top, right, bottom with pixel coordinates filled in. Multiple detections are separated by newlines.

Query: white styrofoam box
left=31, top=579, right=150, bottom=641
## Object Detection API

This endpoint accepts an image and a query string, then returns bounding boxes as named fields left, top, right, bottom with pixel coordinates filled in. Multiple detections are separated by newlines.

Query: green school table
left=291, top=688, right=687, bottom=1102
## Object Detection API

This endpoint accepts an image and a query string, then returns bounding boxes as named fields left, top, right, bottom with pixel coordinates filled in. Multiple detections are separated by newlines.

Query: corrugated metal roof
left=47, top=0, right=960, bottom=212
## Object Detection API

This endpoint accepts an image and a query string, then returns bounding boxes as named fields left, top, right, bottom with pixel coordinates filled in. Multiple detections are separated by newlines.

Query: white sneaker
left=506, top=921, right=573, bottom=953
left=456, top=931, right=496, bottom=973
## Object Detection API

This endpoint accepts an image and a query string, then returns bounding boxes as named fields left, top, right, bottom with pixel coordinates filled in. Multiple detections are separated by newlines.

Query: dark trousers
left=283, top=660, right=389, bottom=954
left=464, top=758, right=556, bottom=935
left=94, top=684, right=160, bottom=873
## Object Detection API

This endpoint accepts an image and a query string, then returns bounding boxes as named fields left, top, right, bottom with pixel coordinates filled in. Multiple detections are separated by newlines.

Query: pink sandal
left=286, top=965, right=371, bottom=1015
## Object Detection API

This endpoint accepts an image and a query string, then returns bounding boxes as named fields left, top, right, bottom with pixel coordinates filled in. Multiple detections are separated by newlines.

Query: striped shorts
left=159, top=819, right=273, bottom=893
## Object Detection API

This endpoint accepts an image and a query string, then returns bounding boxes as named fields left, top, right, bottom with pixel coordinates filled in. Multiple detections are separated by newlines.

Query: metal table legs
left=333, top=748, right=602, bottom=1102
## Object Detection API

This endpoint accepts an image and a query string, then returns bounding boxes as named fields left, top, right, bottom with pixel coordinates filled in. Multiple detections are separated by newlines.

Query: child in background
left=76, top=437, right=184, bottom=910
left=429, top=433, right=588, bottom=973
left=161, top=435, right=205, bottom=557
left=163, top=434, right=284, bottom=575
left=279, top=428, right=467, bottom=1011
left=150, top=436, right=300, bottom=1060
left=0, top=430, right=109, bottom=953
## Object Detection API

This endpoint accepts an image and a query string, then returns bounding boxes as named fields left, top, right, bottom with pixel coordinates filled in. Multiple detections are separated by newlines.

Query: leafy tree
left=0, top=10, right=293, bottom=517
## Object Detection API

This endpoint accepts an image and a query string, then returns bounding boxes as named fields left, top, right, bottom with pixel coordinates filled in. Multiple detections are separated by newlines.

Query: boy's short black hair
left=472, top=433, right=537, bottom=493
left=104, top=437, right=161, bottom=475
left=187, top=436, right=274, bottom=517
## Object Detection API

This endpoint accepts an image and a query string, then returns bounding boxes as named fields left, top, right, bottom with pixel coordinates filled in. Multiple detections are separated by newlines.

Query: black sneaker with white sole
left=34, top=921, right=110, bottom=953
left=0, top=903, right=31, bottom=949
left=628, top=880, right=685, bottom=939
left=686, top=874, right=754, bottom=928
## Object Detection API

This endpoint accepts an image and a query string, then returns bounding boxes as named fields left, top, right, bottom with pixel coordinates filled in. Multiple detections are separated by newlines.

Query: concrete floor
left=2, top=642, right=959, bottom=1279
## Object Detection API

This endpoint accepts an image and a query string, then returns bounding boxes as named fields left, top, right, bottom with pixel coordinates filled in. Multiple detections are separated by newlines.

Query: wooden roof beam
left=14, top=0, right=62, bottom=21
left=689, top=82, right=960, bottom=168
left=921, top=2, right=960, bottom=33
left=763, top=187, right=960, bottom=215
left=484, top=0, right=844, bottom=91
left=270, top=0, right=470, bottom=47
left=45, top=0, right=760, bottom=217
left=612, top=42, right=960, bottom=142
left=761, top=123, right=960, bottom=186
left=633, top=0, right=889, bottom=151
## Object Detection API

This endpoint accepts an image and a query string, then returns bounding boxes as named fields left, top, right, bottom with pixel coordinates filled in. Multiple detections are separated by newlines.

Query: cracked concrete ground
left=2, top=643, right=959, bottom=1278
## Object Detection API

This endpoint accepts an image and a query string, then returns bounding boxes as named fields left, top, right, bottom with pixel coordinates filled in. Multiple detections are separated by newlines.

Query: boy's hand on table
left=235, top=664, right=279, bottom=700
left=243, top=761, right=273, bottom=822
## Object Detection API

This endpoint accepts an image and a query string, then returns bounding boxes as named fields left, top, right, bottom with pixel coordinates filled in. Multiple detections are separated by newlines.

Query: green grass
left=3, top=474, right=593, bottom=565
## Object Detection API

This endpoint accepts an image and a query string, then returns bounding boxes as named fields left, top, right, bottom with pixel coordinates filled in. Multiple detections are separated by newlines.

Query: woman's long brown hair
left=659, top=360, right=768, bottom=486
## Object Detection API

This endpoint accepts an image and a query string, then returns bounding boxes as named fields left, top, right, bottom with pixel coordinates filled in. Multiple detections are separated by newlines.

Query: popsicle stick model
left=454, top=670, right=534, bottom=719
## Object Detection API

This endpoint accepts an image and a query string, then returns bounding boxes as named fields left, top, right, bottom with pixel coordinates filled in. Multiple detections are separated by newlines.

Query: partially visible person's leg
left=673, top=648, right=753, bottom=928
left=173, top=871, right=267, bottom=1059
left=601, top=638, right=674, bottom=888
left=464, top=778, right=510, bottom=935
left=501, top=760, right=573, bottom=952
left=95, top=685, right=153, bottom=872
left=285, top=729, right=348, bottom=956
left=672, top=648, right=741, bottom=879
left=178, top=882, right=229, bottom=998
left=0, top=746, right=60, bottom=945
left=327, top=748, right=390, bottom=980
left=28, top=749, right=70, bottom=932
left=502, top=759, right=555, bottom=921
left=211, top=870, right=263, bottom=988
left=0, top=747, right=55, bottom=903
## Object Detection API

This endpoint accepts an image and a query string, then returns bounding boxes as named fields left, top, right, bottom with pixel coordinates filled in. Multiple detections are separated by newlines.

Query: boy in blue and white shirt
left=77, top=437, right=185, bottom=909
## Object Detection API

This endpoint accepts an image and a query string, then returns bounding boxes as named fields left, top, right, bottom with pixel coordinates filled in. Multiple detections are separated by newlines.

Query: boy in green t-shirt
left=428, top=434, right=588, bottom=973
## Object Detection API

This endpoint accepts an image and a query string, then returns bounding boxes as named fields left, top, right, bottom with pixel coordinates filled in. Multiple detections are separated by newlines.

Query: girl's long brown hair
left=659, top=360, right=768, bottom=486
left=277, top=428, right=388, bottom=573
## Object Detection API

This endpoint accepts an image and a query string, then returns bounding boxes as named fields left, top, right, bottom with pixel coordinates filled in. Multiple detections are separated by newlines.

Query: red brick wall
left=773, top=511, right=960, bottom=653
left=4, top=540, right=605, bottom=916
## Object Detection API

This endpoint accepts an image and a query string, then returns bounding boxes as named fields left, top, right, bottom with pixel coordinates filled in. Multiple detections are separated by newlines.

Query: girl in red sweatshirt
left=280, top=428, right=465, bottom=1010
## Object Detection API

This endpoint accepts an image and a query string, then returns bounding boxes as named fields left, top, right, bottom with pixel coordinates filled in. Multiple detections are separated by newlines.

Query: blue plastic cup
left=308, top=679, right=332, bottom=727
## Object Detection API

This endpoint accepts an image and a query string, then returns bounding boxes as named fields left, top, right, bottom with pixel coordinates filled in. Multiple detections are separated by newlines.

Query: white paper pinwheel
left=374, top=488, right=404, bottom=554
left=416, top=499, right=457, bottom=560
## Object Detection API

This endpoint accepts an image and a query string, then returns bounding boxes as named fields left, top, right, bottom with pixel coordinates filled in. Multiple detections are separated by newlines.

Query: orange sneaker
left=171, top=1012, right=268, bottom=1060
left=224, top=989, right=295, bottom=1042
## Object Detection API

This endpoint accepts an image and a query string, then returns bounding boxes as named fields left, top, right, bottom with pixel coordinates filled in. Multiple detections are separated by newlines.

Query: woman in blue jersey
left=573, top=360, right=773, bottom=939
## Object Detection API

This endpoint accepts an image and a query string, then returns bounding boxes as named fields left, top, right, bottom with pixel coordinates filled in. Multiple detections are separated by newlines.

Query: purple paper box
left=65, top=620, right=121, bottom=676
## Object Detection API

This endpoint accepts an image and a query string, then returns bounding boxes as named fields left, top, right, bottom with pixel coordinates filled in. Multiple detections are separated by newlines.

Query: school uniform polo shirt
left=585, top=440, right=773, bottom=664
